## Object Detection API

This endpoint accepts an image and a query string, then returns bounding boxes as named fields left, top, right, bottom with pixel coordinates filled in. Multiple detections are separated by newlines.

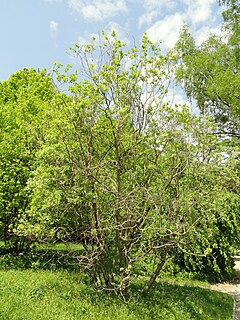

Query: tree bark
left=143, top=247, right=170, bottom=292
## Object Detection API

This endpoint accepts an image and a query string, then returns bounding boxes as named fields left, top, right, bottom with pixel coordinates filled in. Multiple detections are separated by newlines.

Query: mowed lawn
left=0, top=269, right=233, bottom=320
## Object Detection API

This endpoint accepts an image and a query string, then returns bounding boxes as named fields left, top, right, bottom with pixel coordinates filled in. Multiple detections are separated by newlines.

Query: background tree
left=219, top=0, right=240, bottom=64
left=174, top=0, right=240, bottom=139
left=171, top=0, right=240, bottom=280
left=0, top=68, right=55, bottom=250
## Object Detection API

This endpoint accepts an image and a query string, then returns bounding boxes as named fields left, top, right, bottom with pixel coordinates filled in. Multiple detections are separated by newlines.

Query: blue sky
left=0, top=0, right=224, bottom=82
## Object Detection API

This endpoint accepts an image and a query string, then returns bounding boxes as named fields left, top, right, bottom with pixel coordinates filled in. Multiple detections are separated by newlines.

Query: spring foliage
left=0, top=14, right=239, bottom=294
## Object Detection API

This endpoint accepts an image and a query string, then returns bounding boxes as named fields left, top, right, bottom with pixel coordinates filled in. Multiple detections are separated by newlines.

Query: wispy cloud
left=183, top=0, right=223, bottom=44
left=195, top=25, right=222, bottom=45
left=144, top=0, right=223, bottom=48
left=50, top=20, right=58, bottom=36
left=76, top=22, right=128, bottom=48
left=68, top=0, right=128, bottom=21
left=138, top=0, right=176, bottom=28
left=146, top=13, right=186, bottom=48
left=183, top=0, right=216, bottom=25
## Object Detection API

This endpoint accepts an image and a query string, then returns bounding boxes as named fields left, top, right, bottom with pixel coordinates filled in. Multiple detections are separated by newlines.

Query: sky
left=0, top=0, right=224, bottom=82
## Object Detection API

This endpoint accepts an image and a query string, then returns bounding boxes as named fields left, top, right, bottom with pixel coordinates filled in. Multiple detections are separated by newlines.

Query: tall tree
left=171, top=0, right=240, bottom=281
left=219, top=0, right=240, bottom=63
left=174, top=0, right=240, bottom=139
left=16, top=33, right=239, bottom=295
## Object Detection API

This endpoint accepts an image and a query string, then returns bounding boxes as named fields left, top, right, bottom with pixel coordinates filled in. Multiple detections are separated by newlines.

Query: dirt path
left=210, top=257, right=240, bottom=320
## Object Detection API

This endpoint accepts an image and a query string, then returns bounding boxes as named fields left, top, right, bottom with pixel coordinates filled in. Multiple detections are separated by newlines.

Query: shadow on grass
left=0, top=245, right=81, bottom=271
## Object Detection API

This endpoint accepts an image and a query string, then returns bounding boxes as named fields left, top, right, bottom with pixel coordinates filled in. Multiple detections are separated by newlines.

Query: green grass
left=0, top=269, right=233, bottom=320
left=0, top=242, right=234, bottom=319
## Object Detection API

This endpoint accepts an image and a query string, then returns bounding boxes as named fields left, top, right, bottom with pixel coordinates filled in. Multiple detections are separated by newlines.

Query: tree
left=219, top=0, right=240, bottom=64
left=16, top=32, right=239, bottom=296
left=171, top=0, right=240, bottom=281
left=0, top=68, right=55, bottom=250
left=174, top=0, right=240, bottom=140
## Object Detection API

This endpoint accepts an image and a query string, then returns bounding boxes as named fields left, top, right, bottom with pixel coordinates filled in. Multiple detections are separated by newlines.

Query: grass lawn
left=0, top=269, right=233, bottom=320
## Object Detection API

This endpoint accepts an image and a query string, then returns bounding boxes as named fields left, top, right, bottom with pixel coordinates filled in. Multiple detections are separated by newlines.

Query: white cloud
left=50, top=20, right=58, bottom=36
left=68, top=0, right=128, bottom=21
left=139, top=0, right=176, bottom=27
left=138, top=11, right=158, bottom=28
left=183, top=0, right=216, bottom=25
left=146, top=13, right=186, bottom=48
left=194, top=24, right=222, bottom=45
left=76, top=22, right=128, bottom=46
left=144, top=0, right=223, bottom=47
left=142, top=0, right=175, bottom=12
left=105, top=21, right=129, bottom=41
left=183, top=0, right=224, bottom=45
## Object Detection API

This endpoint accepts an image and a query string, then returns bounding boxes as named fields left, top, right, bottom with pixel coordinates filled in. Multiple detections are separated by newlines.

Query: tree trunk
left=114, top=134, right=125, bottom=270
left=143, top=247, right=170, bottom=292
